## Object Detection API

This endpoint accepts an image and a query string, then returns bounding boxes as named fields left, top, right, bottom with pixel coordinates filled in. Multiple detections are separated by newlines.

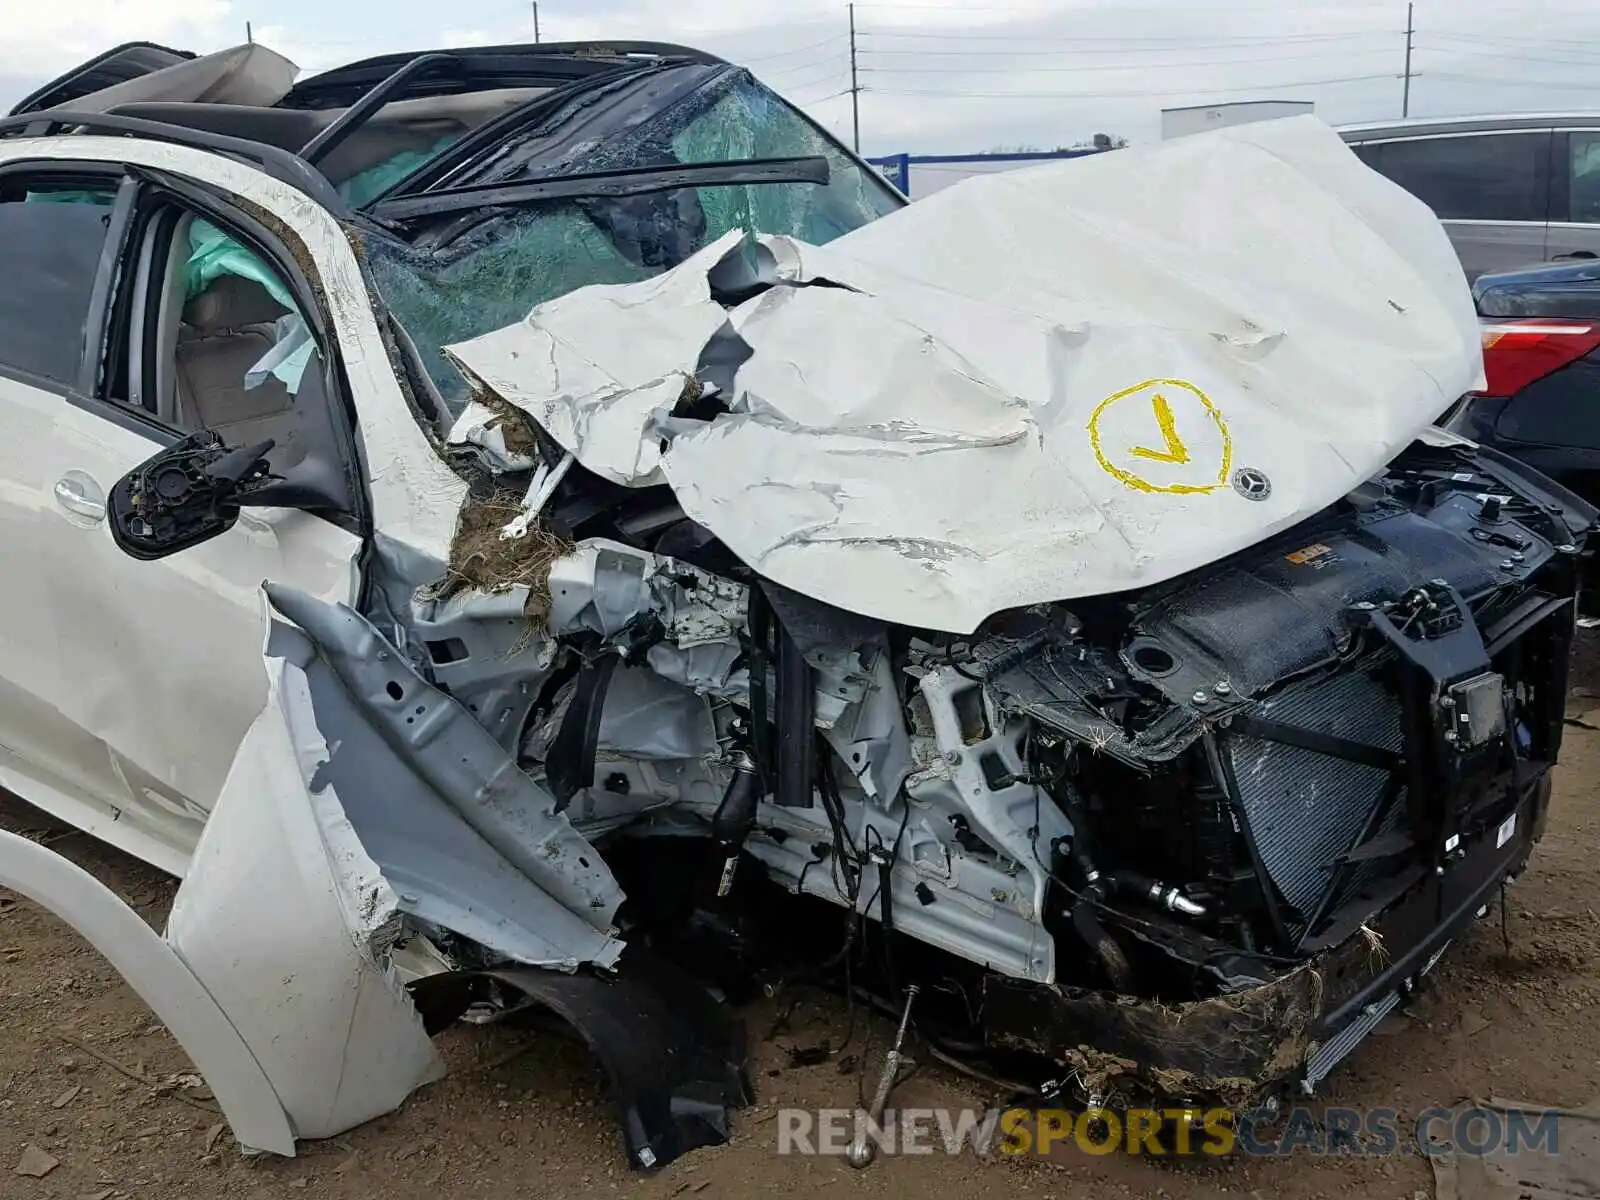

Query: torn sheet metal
left=446, top=233, right=745, bottom=487
left=446, top=398, right=539, bottom=474
left=49, top=43, right=298, bottom=113
left=547, top=539, right=749, bottom=697
left=154, top=574, right=657, bottom=1149
left=264, top=583, right=626, bottom=964
left=165, top=652, right=445, bottom=1140
left=451, top=117, right=1482, bottom=632
left=407, top=583, right=557, bottom=753
left=266, top=613, right=620, bottom=968
left=596, top=666, right=719, bottom=761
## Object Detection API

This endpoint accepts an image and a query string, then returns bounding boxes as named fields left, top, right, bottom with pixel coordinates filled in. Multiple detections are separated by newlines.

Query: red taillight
left=1479, top=318, right=1600, bottom=397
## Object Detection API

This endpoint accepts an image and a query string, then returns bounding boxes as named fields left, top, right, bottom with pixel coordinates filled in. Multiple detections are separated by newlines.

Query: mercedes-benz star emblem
left=1232, top=467, right=1272, bottom=501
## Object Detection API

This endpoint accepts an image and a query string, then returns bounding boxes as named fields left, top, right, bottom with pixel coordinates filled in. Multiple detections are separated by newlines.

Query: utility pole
left=1402, top=1, right=1414, bottom=118
left=533, top=2, right=541, bottom=44
left=849, top=3, right=861, bottom=153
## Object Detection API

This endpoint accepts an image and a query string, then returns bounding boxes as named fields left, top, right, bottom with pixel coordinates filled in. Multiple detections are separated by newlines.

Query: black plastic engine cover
left=1127, top=484, right=1553, bottom=704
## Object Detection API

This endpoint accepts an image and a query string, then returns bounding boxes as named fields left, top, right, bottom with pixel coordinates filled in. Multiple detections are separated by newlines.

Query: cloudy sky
left=7, top=0, right=1600, bottom=152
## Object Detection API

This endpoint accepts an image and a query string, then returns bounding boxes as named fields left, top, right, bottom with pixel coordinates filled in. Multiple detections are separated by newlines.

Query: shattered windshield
left=360, top=67, right=902, bottom=411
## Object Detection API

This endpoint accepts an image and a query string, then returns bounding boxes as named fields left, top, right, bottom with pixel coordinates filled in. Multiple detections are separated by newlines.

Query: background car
left=1450, top=258, right=1600, bottom=509
left=1342, top=114, right=1600, bottom=279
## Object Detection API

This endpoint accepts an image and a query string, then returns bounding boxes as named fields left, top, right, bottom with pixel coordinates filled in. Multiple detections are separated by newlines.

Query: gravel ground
left=1, top=649, right=1597, bottom=1199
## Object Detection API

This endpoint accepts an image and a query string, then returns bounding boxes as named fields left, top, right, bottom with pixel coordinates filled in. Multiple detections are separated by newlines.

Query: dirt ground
left=3, top=652, right=1599, bottom=1200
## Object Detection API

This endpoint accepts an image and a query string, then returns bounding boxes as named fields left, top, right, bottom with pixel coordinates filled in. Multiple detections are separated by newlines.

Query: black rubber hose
left=1071, top=880, right=1134, bottom=989
left=711, top=754, right=763, bottom=847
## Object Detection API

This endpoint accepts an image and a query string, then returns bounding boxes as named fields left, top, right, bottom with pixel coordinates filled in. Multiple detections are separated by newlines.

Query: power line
left=855, top=40, right=1396, bottom=56
left=737, top=34, right=849, bottom=65
left=1424, top=72, right=1600, bottom=89
left=856, top=29, right=1399, bottom=45
left=1419, top=43, right=1600, bottom=67
left=659, top=13, right=843, bottom=37
left=866, top=71, right=1401, bottom=101
left=786, top=79, right=854, bottom=102
left=799, top=9, right=1596, bottom=146
left=759, top=55, right=850, bottom=82
left=1429, top=30, right=1600, bottom=49
left=859, top=48, right=1398, bottom=73
left=852, top=0, right=1405, bottom=9
left=797, top=88, right=856, bottom=104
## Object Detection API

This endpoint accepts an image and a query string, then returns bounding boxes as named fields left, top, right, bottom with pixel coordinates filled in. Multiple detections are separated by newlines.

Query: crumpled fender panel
left=264, top=582, right=626, bottom=956
left=166, top=650, right=446, bottom=1140
left=0, top=829, right=296, bottom=1154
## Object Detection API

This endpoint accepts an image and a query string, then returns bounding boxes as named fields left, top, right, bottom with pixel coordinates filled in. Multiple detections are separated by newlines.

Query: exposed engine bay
left=328, top=116, right=1595, bottom=1162
left=362, top=423, right=1590, bottom=1157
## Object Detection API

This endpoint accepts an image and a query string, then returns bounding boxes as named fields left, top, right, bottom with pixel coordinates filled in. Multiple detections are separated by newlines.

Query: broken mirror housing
left=107, top=431, right=269, bottom=560
left=0, top=37, right=1591, bottom=1173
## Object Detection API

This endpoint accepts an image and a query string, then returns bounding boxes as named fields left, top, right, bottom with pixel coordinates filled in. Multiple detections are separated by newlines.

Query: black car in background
left=1454, top=259, right=1600, bottom=508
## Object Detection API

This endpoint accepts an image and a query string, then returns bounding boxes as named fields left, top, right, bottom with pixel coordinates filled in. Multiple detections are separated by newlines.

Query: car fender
left=0, top=827, right=297, bottom=1155
left=163, top=634, right=447, bottom=1142
left=0, top=638, right=452, bottom=1151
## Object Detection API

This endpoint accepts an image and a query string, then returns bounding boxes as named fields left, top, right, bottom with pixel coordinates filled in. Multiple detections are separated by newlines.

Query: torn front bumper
left=980, top=770, right=1551, bottom=1107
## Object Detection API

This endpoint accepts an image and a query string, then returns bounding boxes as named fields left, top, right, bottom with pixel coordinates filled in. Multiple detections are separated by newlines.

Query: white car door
left=0, top=162, right=360, bottom=873
left=0, top=168, right=161, bottom=855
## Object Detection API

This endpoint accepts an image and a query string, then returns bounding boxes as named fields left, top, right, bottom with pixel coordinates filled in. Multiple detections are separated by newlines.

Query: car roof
left=0, top=42, right=730, bottom=218
left=10, top=42, right=196, bottom=115
left=1339, top=113, right=1600, bottom=140
left=0, top=39, right=902, bottom=236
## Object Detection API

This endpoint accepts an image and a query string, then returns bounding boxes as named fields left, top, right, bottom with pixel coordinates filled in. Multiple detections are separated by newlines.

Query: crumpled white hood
left=448, top=116, right=1482, bottom=633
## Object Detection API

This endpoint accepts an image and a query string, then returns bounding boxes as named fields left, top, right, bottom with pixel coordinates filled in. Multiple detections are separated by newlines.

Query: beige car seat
left=172, top=274, right=300, bottom=450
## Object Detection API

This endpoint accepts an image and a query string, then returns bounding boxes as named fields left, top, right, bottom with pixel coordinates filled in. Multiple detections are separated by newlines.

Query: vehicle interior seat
left=171, top=272, right=298, bottom=449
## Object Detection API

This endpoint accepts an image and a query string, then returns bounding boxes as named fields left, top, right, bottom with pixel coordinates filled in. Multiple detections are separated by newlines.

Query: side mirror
left=108, top=431, right=277, bottom=561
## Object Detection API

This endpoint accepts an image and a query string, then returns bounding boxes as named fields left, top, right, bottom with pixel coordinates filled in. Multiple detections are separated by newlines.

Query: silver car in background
left=1341, top=113, right=1600, bottom=279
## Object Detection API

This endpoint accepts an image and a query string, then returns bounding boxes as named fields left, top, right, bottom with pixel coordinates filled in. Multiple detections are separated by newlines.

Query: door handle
left=54, top=474, right=107, bottom=524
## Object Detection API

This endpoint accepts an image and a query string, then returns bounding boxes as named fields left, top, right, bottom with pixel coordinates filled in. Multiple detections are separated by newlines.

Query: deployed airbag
left=449, top=117, right=1483, bottom=632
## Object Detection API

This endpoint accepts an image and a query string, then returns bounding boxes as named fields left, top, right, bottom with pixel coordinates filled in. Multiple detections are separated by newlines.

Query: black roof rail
left=370, top=155, right=830, bottom=221
left=282, top=41, right=725, bottom=109
left=300, top=52, right=459, bottom=166
left=0, top=111, right=350, bottom=215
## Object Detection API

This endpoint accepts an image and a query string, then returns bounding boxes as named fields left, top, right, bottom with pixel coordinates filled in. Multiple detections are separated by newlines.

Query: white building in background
left=1161, top=100, right=1314, bottom=140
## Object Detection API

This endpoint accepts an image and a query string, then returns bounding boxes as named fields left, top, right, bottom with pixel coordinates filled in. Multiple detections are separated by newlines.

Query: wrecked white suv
left=0, top=38, right=1591, bottom=1168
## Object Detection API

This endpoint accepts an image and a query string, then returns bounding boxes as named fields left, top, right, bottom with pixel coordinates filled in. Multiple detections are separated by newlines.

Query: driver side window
left=112, top=205, right=325, bottom=472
